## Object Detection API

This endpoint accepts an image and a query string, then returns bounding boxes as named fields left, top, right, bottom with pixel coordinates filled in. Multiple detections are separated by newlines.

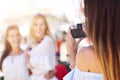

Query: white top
left=29, top=36, right=56, bottom=80
left=63, top=67, right=104, bottom=80
left=2, top=52, right=29, bottom=80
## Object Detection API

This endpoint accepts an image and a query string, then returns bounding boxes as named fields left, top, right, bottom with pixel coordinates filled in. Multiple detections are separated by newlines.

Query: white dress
left=2, top=53, right=29, bottom=80
left=63, top=67, right=104, bottom=80
left=29, top=36, right=57, bottom=80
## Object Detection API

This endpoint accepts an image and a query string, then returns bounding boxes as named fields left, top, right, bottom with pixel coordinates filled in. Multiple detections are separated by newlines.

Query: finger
left=68, top=28, right=72, bottom=38
left=77, top=38, right=83, bottom=44
left=76, top=38, right=84, bottom=48
left=67, top=28, right=75, bottom=42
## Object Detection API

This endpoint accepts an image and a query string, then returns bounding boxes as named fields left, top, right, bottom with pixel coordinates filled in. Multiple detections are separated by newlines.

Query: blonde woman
left=0, top=25, right=29, bottom=80
left=26, top=14, right=57, bottom=80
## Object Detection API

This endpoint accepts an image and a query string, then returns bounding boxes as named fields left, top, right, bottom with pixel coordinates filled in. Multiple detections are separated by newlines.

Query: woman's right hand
left=44, top=70, right=55, bottom=79
left=66, top=28, right=82, bottom=69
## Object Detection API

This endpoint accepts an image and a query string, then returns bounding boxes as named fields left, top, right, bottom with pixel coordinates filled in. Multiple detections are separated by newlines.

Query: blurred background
left=0, top=0, right=86, bottom=79
left=0, top=0, right=84, bottom=61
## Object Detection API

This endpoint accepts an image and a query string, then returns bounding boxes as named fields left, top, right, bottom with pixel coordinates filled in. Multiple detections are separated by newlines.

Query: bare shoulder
left=76, top=46, right=102, bottom=73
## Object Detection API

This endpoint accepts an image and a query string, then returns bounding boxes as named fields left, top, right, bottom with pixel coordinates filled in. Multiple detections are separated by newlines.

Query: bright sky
left=0, top=0, right=81, bottom=20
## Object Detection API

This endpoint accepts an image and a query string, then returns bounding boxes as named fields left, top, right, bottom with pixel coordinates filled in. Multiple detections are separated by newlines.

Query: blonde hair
left=30, top=13, right=50, bottom=40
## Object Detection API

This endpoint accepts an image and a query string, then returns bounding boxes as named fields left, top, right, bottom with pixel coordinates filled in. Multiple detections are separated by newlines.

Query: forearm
left=68, top=51, right=77, bottom=69
left=27, top=60, right=34, bottom=69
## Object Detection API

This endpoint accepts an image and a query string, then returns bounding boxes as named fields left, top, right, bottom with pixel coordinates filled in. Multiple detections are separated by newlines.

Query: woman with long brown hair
left=0, top=25, right=29, bottom=80
left=26, top=14, right=57, bottom=80
left=64, top=0, right=120, bottom=80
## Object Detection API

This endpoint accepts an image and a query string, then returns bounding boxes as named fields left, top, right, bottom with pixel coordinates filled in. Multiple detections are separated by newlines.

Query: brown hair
left=30, top=13, right=50, bottom=40
left=0, top=25, right=19, bottom=70
left=84, top=0, right=120, bottom=80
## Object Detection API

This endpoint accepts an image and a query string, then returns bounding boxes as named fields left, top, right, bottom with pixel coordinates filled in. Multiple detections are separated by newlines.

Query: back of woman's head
left=84, top=0, right=120, bottom=80
left=0, top=25, right=19, bottom=70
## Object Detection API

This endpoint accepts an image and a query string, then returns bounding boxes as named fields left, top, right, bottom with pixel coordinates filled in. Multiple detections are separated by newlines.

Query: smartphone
left=70, top=23, right=86, bottom=38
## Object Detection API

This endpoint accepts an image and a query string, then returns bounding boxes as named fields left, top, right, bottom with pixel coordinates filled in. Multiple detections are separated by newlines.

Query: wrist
left=69, top=63, right=75, bottom=69
left=68, top=52, right=76, bottom=61
left=68, top=54, right=76, bottom=69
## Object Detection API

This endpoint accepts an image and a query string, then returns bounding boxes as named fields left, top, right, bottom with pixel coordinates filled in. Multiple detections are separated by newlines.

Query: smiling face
left=7, top=27, right=21, bottom=49
left=32, top=18, right=47, bottom=38
left=30, top=14, right=50, bottom=41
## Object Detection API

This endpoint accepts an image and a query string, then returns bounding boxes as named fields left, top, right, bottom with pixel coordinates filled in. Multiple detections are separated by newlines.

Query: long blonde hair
left=84, top=0, right=120, bottom=80
left=30, top=13, right=50, bottom=40
left=0, top=25, right=20, bottom=70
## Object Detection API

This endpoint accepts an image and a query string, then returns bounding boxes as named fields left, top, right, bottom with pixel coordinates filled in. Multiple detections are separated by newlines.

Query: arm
left=25, top=52, right=34, bottom=69
left=66, top=28, right=82, bottom=69
left=30, top=36, right=56, bottom=71
left=44, top=37, right=56, bottom=79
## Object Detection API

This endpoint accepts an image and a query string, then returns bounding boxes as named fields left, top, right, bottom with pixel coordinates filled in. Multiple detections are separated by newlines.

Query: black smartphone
left=71, top=23, right=86, bottom=38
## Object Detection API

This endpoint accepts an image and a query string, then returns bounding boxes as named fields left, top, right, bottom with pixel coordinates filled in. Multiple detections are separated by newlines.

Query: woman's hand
left=44, top=70, right=55, bottom=79
left=66, top=28, right=82, bottom=69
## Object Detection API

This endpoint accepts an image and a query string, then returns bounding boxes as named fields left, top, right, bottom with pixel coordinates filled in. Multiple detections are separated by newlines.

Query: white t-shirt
left=2, top=52, right=29, bottom=80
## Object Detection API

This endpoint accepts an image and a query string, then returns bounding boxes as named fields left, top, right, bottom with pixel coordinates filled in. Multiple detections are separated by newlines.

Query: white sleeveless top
left=2, top=53, right=29, bottom=80
left=63, top=68, right=104, bottom=80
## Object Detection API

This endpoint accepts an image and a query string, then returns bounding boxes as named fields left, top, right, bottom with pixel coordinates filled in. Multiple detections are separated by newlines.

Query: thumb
left=76, top=38, right=83, bottom=46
